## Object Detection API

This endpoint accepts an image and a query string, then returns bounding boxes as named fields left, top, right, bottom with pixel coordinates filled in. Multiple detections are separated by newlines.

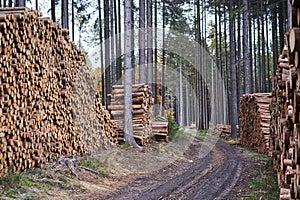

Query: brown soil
left=0, top=131, right=275, bottom=200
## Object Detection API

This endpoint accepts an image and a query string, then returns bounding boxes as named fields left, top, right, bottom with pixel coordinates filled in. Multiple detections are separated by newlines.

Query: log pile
left=0, top=8, right=116, bottom=177
left=151, top=121, right=168, bottom=142
left=214, top=124, right=231, bottom=139
left=239, top=93, right=272, bottom=154
left=108, top=84, right=154, bottom=145
left=269, top=2, right=300, bottom=198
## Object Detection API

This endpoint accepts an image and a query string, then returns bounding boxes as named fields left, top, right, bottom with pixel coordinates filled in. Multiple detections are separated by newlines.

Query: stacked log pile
left=270, top=2, right=300, bottom=198
left=108, top=84, right=153, bottom=145
left=239, top=93, right=272, bottom=154
left=0, top=8, right=116, bottom=177
left=151, top=121, right=168, bottom=142
left=213, top=124, right=231, bottom=139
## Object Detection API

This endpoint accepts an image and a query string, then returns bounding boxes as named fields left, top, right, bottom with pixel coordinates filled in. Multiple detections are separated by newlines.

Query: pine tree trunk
left=261, top=1, right=266, bottom=93
left=272, top=6, right=278, bottom=78
left=237, top=2, right=243, bottom=103
left=71, top=0, right=74, bottom=41
left=147, top=0, right=153, bottom=90
left=257, top=9, right=261, bottom=92
left=51, top=0, right=56, bottom=22
left=243, top=0, right=251, bottom=94
left=110, top=0, right=116, bottom=85
left=98, top=0, right=105, bottom=105
left=179, top=59, right=183, bottom=126
left=116, top=0, right=122, bottom=81
left=161, top=0, right=165, bottom=117
left=61, top=0, right=69, bottom=29
left=104, top=0, right=111, bottom=107
left=139, top=0, right=146, bottom=83
left=124, top=0, right=141, bottom=148
left=153, top=0, right=158, bottom=116
left=229, top=0, right=238, bottom=138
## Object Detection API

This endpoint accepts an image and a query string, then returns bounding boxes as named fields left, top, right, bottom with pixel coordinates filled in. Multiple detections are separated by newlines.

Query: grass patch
left=119, top=142, right=131, bottom=149
left=0, top=171, right=34, bottom=198
left=78, top=157, right=110, bottom=177
left=245, top=159, right=278, bottom=200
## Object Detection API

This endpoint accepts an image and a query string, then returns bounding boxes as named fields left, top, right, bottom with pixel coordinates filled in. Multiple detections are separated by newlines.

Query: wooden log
left=290, top=27, right=300, bottom=53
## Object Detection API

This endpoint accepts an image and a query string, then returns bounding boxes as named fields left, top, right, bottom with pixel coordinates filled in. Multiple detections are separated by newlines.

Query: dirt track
left=97, top=139, right=266, bottom=200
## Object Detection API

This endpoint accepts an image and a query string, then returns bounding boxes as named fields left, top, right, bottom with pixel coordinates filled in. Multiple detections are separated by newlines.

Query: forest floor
left=0, top=127, right=278, bottom=200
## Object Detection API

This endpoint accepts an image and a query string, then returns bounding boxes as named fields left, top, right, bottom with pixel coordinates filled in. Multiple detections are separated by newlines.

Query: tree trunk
left=147, top=0, right=153, bottom=90
left=261, top=1, right=266, bottom=92
left=243, top=0, right=251, bottom=94
left=98, top=0, right=105, bottom=105
left=257, top=9, right=261, bottom=92
left=266, top=13, right=270, bottom=91
left=15, top=0, right=25, bottom=6
left=51, top=0, right=56, bottom=22
left=229, top=0, right=238, bottom=138
left=223, top=4, right=230, bottom=124
left=131, top=1, right=135, bottom=83
left=71, top=0, right=74, bottom=41
left=161, top=0, right=166, bottom=117
left=116, top=0, right=122, bottom=81
left=124, top=0, right=141, bottom=148
left=153, top=0, right=158, bottom=116
left=104, top=0, right=111, bottom=107
left=253, top=18, right=257, bottom=92
left=139, top=0, right=146, bottom=83
left=214, top=4, right=219, bottom=72
left=61, top=0, right=69, bottom=29
left=237, top=1, right=243, bottom=103
left=179, top=59, right=183, bottom=126
left=218, top=4, right=223, bottom=76
left=272, top=6, right=278, bottom=79
left=110, top=0, right=116, bottom=85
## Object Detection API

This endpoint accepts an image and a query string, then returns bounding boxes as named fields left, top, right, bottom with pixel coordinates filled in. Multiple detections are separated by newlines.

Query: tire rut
left=102, top=140, right=242, bottom=200
left=140, top=141, right=241, bottom=200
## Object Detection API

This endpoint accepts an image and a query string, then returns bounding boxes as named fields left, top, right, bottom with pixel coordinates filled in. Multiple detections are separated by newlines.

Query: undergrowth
left=0, top=171, right=34, bottom=198
left=244, top=159, right=278, bottom=200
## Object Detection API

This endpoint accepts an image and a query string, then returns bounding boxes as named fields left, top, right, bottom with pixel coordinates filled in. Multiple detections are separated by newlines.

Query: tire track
left=138, top=141, right=241, bottom=200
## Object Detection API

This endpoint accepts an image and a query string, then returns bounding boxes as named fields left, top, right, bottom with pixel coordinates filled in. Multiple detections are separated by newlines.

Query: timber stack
left=0, top=8, right=116, bottom=177
left=239, top=93, right=272, bottom=154
left=151, top=121, right=168, bottom=142
left=270, top=1, right=300, bottom=198
left=108, top=84, right=154, bottom=145
left=215, top=124, right=231, bottom=140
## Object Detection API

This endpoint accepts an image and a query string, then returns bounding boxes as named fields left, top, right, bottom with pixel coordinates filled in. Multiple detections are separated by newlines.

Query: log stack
left=0, top=8, right=116, bottom=177
left=108, top=84, right=154, bottom=145
left=151, top=121, right=168, bottom=142
left=239, top=93, right=272, bottom=154
left=269, top=1, right=300, bottom=198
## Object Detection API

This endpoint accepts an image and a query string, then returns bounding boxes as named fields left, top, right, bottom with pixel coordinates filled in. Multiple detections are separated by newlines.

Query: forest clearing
left=0, top=0, right=296, bottom=199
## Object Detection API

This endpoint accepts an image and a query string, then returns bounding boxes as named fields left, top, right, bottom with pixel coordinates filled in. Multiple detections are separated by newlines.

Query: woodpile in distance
left=214, top=124, right=231, bottom=140
left=108, top=84, right=154, bottom=145
left=0, top=8, right=116, bottom=177
left=239, top=93, right=272, bottom=154
left=151, top=121, right=168, bottom=142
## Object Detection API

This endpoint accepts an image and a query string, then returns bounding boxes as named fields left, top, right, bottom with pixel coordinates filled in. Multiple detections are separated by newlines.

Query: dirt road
left=98, top=139, right=268, bottom=200
left=3, top=133, right=274, bottom=200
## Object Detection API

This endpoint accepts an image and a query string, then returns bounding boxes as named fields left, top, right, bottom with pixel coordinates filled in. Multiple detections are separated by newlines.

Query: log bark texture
left=239, top=93, right=272, bottom=154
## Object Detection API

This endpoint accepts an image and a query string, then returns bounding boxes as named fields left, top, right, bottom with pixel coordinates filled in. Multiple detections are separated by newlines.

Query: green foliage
left=0, top=171, right=34, bottom=198
left=246, top=160, right=278, bottom=200
left=167, top=116, right=180, bottom=136
left=78, top=157, right=109, bottom=177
